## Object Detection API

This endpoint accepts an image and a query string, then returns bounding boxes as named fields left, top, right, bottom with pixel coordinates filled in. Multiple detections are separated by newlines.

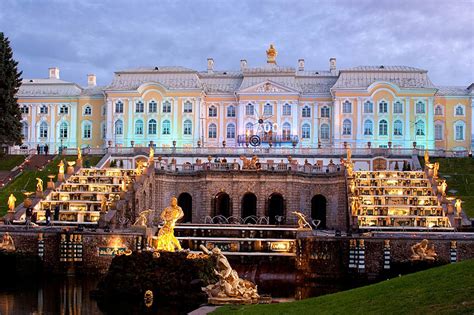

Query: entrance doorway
left=241, top=193, right=257, bottom=218
left=178, top=193, right=192, bottom=223
left=311, top=194, right=327, bottom=229
left=267, top=193, right=285, bottom=224
left=214, top=192, right=231, bottom=218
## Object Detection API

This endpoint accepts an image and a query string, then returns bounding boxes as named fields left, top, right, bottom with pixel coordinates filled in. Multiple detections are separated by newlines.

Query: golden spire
left=266, top=44, right=277, bottom=64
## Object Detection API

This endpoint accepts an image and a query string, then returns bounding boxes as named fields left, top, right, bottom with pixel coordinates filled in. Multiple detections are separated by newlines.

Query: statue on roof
left=266, top=44, right=277, bottom=64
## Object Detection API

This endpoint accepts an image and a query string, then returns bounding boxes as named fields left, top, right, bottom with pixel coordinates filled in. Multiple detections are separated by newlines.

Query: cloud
left=0, top=0, right=472, bottom=86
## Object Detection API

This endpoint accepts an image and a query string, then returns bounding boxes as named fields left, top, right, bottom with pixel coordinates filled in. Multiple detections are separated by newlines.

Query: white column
left=238, top=101, right=245, bottom=137
left=200, top=98, right=206, bottom=145
left=194, top=97, right=201, bottom=145
left=218, top=102, right=224, bottom=144
left=427, top=97, right=434, bottom=149
left=173, top=97, right=179, bottom=145
left=70, top=102, right=78, bottom=148
left=404, top=97, right=410, bottom=147
left=357, top=97, right=363, bottom=147
left=291, top=100, right=298, bottom=138
left=31, top=104, right=36, bottom=145
left=128, top=98, right=133, bottom=146
left=333, top=99, right=341, bottom=146
left=50, top=104, right=56, bottom=149
left=312, top=102, right=318, bottom=145
left=105, top=99, right=113, bottom=144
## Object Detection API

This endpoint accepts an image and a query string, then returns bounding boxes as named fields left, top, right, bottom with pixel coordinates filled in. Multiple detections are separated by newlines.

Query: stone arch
left=213, top=192, right=231, bottom=218
left=241, top=192, right=257, bottom=218
left=178, top=192, right=192, bottom=223
left=311, top=194, right=327, bottom=229
left=267, top=193, right=285, bottom=224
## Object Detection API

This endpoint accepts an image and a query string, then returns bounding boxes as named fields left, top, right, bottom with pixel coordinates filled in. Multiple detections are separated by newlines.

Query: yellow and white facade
left=15, top=47, right=474, bottom=152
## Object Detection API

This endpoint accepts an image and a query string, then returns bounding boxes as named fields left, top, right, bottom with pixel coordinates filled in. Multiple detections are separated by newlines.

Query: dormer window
left=84, top=105, right=92, bottom=116
left=20, top=105, right=29, bottom=114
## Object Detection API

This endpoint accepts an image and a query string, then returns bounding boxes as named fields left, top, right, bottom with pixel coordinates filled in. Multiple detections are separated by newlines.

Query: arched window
left=227, top=105, right=235, bottom=117
left=21, top=121, right=29, bottom=139
left=435, top=105, right=443, bottom=116
left=320, top=124, right=330, bottom=140
left=183, top=101, right=192, bottom=113
left=454, top=121, right=465, bottom=140
left=245, top=122, right=254, bottom=135
left=208, top=123, right=217, bottom=138
left=342, top=119, right=351, bottom=135
left=148, top=100, right=157, bottom=113
left=321, top=106, right=330, bottom=118
left=416, top=101, right=425, bottom=114
left=84, top=105, right=92, bottom=116
left=20, top=105, right=29, bottom=114
left=302, top=106, right=311, bottom=118
left=283, top=103, right=291, bottom=116
left=455, top=105, right=464, bottom=116
left=282, top=122, right=291, bottom=140
left=364, top=101, right=373, bottom=113
left=135, top=120, right=143, bottom=135
left=435, top=123, right=443, bottom=140
left=379, top=100, right=388, bottom=114
left=39, top=121, right=48, bottom=138
left=162, top=100, right=171, bottom=113
left=59, top=121, right=68, bottom=138
left=393, top=101, right=403, bottom=114
left=208, top=105, right=217, bottom=117
left=135, top=101, right=144, bottom=113
left=40, top=105, right=48, bottom=114
left=364, top=120, right=373, bottom=135
left=59, top=105, right=68, bottom=114
left=302, top=123, right=311, bottom=139
left=115, top=101, right=123, bottom=113
left=148, top=119, right=157, bottom=135
left=416, top=120, right=425, bottom=136
left=162, top=120, right=171, bottom=135
left=342, top=100, right=352, bottom=113
left=83, top=121, right=92, bottom=139
left=226, top=123, right=235, bottom=139
left=183, top=120, right=192, bottom=135
left=246, top=103, right=254, bottom=116
left=394, top=120, right=403, bottom=136
left=115, top=120, right=123, bottom=135
left=264, top=103, right=272, bottom=116
left=378, top=119, right=388, bottom=136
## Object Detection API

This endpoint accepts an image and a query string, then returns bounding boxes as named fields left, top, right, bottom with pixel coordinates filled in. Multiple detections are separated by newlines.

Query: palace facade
left=15, top=46, right=473, bottom=152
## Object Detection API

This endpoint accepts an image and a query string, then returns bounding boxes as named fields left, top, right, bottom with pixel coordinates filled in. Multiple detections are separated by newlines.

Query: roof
left=18, top=78, right=82, bottom=97
left=81, top=86, right=106, bottom=96
left=435, top=86, right=471, bottom=96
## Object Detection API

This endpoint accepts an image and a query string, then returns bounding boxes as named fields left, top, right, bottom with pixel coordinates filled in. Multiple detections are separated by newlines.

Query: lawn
left=214, top=259, right=474, bottom=315
left=431, top=157, right=474, bottom=218
left=0, top=155, right=27, bottom=171
left=0, top=154, right=103, bottom=216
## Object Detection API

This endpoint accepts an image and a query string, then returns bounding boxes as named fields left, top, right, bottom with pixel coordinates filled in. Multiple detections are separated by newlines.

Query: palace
left=14, top=45, right=473, bottom=153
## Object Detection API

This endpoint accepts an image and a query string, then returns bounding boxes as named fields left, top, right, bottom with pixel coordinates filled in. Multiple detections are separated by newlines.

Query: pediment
left=238, top=80, right=299, bottom=94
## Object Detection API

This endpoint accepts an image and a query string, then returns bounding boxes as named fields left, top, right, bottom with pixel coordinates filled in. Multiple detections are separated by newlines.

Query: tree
left=0, top=32, right=23, bottom=150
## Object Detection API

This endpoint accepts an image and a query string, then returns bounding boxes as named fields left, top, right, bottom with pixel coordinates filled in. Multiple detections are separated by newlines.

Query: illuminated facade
left=15, top=46, right=473, bottom=152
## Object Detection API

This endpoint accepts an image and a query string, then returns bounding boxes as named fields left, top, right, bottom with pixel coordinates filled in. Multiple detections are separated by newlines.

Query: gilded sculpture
left=77, top=147, right=82, bottom=161
left=58, top=160, right=65, bottom=174
left=346, top=161, right=354, bottom=177
left=424, top=150, right=430, bottom=165
left=7, top=194, right=16, bottom=212
left=201, top=244, right=260, bottom=305
left=154, top=197, right=184, bottom=252
left=266, top=44, right=277, bottom=64
left=410, top=239, right=437, bottom=261
left=0, top=232, right=15, bottom=252
left=455, top=199, right=462, bottom=217
left=149, top=146, right=154, bottom=163
left=440, top=180, right=447, bottom=196
left=346, top=147, right=352, bottom=163
left=240, top=155, right=258, bottom=170
left=133, top=209, right=155, bottom=227
left=433, top=162, right=439, bottom=178
left=292, top=211, right=312, bottom=230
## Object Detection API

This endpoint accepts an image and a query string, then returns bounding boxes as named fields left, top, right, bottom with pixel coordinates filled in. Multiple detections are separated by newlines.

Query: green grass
left=0, top=155, right=103, bottom=216
left=0, top=155, right=27, bottom=171
left=214, top=259, right=474, bottom=315
left=431, top=157, right=474, bottom=218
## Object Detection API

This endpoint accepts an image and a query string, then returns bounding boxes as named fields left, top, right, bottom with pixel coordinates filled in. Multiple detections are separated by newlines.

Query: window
left=148, top=119, right=157, bottom=135
left=246, top=103, right=254, bottom=116
left=363, top=101, right=373, bottom=113
left=208, top=123, right=217, bottom=138
left=40, top=105, right=48, bottom=114
left=115, top=120, right=123, bottom=135
left=321, top=106, right=330, bottom=118
left=264, top=103, right=272, bottom=116
left=342, top=100, right=352, bottom=113
left=60, top=105, right=68, bottom=114
left=416, top=101, right=425, bottom=114
left=379, top=100, right=388, bottom=114
left=227, top=105, right=235, bottom=117
left=245, top=122, right=254, bottom=135
left=209, top=106, right=217, bottom=117
left=135, top=101, right=144, bottom=113
left=101, top=122, right=106, bottom=139
left=282, top=122, right=291, bottom=140
left=283, top=103, right=291, bottom=116
left=59, top=122, right=68, bottom=138
left=21, top=121, right=28, bottom=139
left=183, top=120, right=192, bottom=135
left=83, top=122, right=92, bottom=139
left=455, top=105, right=464, bottom=116
left=379, top=120, right=388, bottom=136
left=135, top=120, right=144, bottom=135
left=39, top=121, right=48, bottom=138
left=455, top=121, right=465, bottom=140
left=115, top=101, right=124, bottom=113
left=393, top=101, right=403, bottom=114
left=320, top=124, right=330, bottom=140
left=183, top=101, right=192, bottom=113
left=394, top=120, right=403, bottom=136
left=364, top=120, right=373, bottom=136
left=20, top=105, right=29, bottom=114
left=342, top=119, right=351, bottom=135
left=302, top=106, right=311, bottom=118
left=226, top=124, right=235, bottom=139
left=148, top=101, right=157, bottom=113
left=162, top=120, right=171, bottom=135
left=84, top=105, right=92, bottom=116
left=435, top=124, right=443, bottom=140
left=416, top=120, right=425, bottom=136
left=302, top=124, right=311, bottom=139
left=162, top=101, right=171, bottom=113
left=435, top=105, right=443, bottom=116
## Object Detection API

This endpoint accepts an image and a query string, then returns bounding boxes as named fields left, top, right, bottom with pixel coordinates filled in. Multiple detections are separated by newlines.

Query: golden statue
left=100, top=195, right=108, bottom=212
left=266, top=44, right=277, bottom=64
left=133, top=209, right=155, bottom=227
left=455, top=199, right=462, bottom=217
left=7, top=194, right=16, bottom=212
left=424, top=150, right=430, bottom=165
left=201, top=245, right=260, bottom=305
left=433, top=162, right=439, bottom=178
left=346, top=147, right=352, bottom=163
left=346, top=161, right=354, bottom=177
left=34, top=177, right=43, bottom=192
left=154, top=197, right=184, bottom=252
left=77, top=147, right=82, bottom=161
left=0, top=232, right=15, bottom=252
left=149, top=146, right=154, bottom=163
left=292, top=211, right=312, bottom=230
left=440, top=180, right=447, bottom=196
left=349, top=179, right=356, bottom=195
left=240, top=155, right=259, bottom=170
left=411, top=239, right=437, bottom=261
left=58, top=160, right=65, bottom=174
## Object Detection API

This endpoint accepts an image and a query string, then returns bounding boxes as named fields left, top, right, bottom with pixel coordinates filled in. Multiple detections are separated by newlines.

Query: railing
left=237, top=134, right=299, bottom=144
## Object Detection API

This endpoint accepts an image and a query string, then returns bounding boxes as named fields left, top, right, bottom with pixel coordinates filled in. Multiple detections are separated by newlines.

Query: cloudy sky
left=1, top=0, right=473, bottom=87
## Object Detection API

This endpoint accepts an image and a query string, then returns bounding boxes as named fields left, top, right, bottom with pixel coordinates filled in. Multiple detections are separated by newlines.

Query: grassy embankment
left=0, top=155, right=27, bottom=171
left=214, top=259, right=474, bottom=315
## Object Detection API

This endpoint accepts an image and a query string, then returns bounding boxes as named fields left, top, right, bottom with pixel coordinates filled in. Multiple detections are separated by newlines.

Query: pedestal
left=67, top=166, right=75, bottom=175
left=58, top=173, right=65, bottom=182
left=454, top=217, right=462, bottom=228
left=35, top=190, right=43, bottom=198
left=76, top=159, right=83, bottom=168
left=23, top=198, right=33, bottom=208
left=447, top=203, right=454, bottom=214
left=47, top=181, right=55, bottom=190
